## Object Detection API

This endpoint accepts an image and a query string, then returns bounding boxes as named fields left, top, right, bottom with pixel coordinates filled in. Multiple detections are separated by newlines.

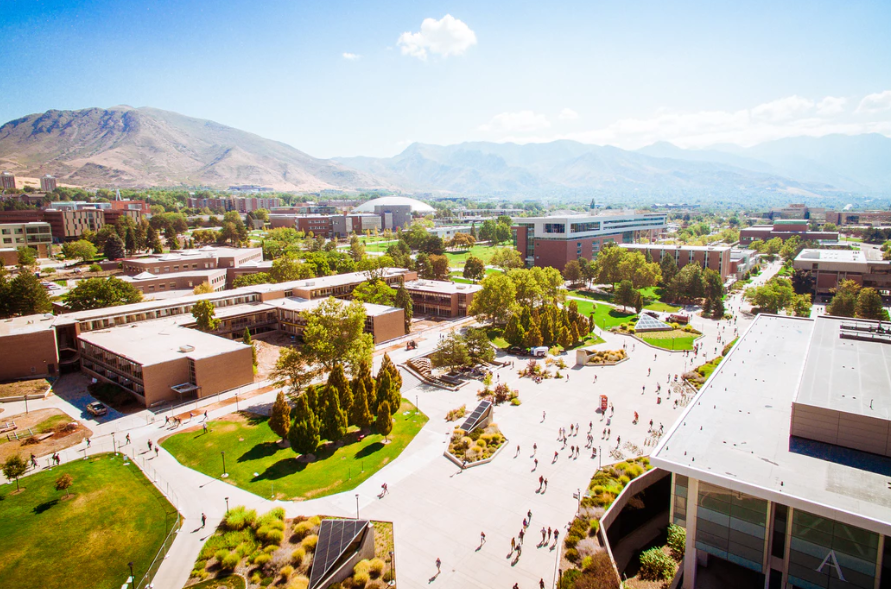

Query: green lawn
left=696, top=356, right=723, bottom=379
left=643, top=301, right=681, bottom=312
left=444, top=244, right=514, bottom=267
left=640, top=330, right=699, bottom=351
left=486, top=328, right=509, bottom=348
left=0, top=454, right=176, bottom=589
left=572, top=299, right=639, bottom=329
left=162, top=401, right=428, bottom=500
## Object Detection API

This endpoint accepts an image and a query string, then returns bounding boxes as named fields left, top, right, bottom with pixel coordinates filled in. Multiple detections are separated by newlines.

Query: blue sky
left=2, top=0, right=890, bottom=157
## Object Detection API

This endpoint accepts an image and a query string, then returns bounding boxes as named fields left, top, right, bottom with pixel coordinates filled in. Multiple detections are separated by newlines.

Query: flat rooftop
left=404, top=279, right=482, bottom=294
left=651, top=314, right=891, bottom=536
left=0, top=314, right=57, bottom=336
left=621, top=243, right=731, bottom=253
left=268, top=297, right=399, bottom=317
left=121, top=269, right=226, bottom=282
left=248, top=268, right=409, bottom=292
left=79, top=321, right=248, bottom=366
left=123, top=246, right=260, bottom=262
left=795, top=248, right=867, bottom=263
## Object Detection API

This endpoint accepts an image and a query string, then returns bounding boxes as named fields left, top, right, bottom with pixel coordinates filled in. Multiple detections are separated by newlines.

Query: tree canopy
left=65, top=277, right=143, bottom=311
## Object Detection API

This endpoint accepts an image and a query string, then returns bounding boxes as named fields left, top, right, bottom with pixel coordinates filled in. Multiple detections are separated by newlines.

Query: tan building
left=79, top=322, right=253, bottom=407
left=825, top=210, right=891, bottom=226
left=620, top=244, right=733, bottom=281
left=39, top=175, right=57, bottom=192
left=0, top=314, right=60, bottom=381
left=121, top=268, right=229, bottom=295
left=0, top=221, right=52, bottom=263
left=43, top=208, right=105, bottom=241
left=121, top=247, right=264, bottom=288
left=0, top=171, right=15, bottom=190
left=793, top=248, right=891, bottom=296
left=269, top=297, right=405, bottom=344
left=739, top=220, right=838, bottom=246
left=403, top=280, right=480, bottom=317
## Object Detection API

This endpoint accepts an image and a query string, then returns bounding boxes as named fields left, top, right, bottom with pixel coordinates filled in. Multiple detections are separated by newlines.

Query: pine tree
left=540, top=312, right=554, bottom=346
left=558, top=326, right=573, bottom=349
left=104, top=233, right=125, bottom=260
left=519, top=306, right=532, bottom=331
left=524, top=322, right=543, bottom=348
left=503, top=314, right=521, bottom=347
left=379, top=353, right=402, bottom=392
left=711, top=296, right=725, bottom=319
left=352, top=360, right=376, bottom=415
left=268, top=391, right=291, bottom=442
left=394, top=284, right=413, bottom=332
left=243, top=328, right=257, bottom=366
left=321, top=385, right=348, bottom=441
left=147, top=226, right=163, bottom=253
left=125, top=227, right=137, bottom=254
left=327, top=364, right=353, bottom=416
left=375, top=401, right=393, bottom=440
left=349, top=378, right=373, bottom=430
left=375, top=370, right=392, bottom=416
left=9, top=270, right=51, bottom=316
left=288, top=394, right=320, bottom=456
left=570, top=322, right=581, bottom=345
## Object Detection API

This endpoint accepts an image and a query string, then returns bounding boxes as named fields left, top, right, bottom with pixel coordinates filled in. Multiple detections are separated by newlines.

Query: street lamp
left=128, top=561, right=134, bottom=586
left=224, top=496, right=230, bottom=513
left=235, top=392, right=239, bottom=412
left=389, top=550, right=395, bottom=586
left=598, top=446, right=602, bottom=469
left=355, top=494, right=360, bottom=520
left=112, top=432, right=117, bottom=455
left=220, top=451, right=228, bottom=478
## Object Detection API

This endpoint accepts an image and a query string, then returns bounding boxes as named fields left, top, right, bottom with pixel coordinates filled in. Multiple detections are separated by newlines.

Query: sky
left=1, top=0, right=890, bottom=158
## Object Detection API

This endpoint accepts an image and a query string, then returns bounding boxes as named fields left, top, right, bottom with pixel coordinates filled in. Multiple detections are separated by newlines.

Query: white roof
left=404, top=279, right=482, bottom=294
left=352, top=196, right=434, bottom=214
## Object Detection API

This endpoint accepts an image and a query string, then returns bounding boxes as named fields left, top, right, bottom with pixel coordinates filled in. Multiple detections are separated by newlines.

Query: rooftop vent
left=179, top=345, right=195, bottom=353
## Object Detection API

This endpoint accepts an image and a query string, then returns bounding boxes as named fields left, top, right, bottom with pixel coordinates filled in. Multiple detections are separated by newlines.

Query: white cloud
left=816, top=96, right=847, bottom=116
left=559, top=108, right=579, bottom=121
left=342, top=52, right=361, bottom=60
left=482, top=92, right=891, bottom=149
left=397, top=15, right=477, bottom=61
left=856, top=90, right=891, bottom=114
left=479, top=111, right=551, bottom=133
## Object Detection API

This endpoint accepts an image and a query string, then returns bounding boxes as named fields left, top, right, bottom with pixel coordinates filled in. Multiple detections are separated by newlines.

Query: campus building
left=653, top=314, right=891, bottom=589
left=740, top=220, right=838, bottom=246
left=512, top=212, right=668, bottom=270
left=0, top=206, right=143, bottom=242
left=620, top=244, right=733, bottom=281
left=0, top=221, right=52, bottom=264
left=39, top=174, right=57, bottom=192
left=768, top=204, right=827, bottom=222
left=120, top=269, right=229, bottom=295
left=0, top=314, right=59, bottom=381
left=825, top=210, right=891, bottom=227
left=792, top=249, right=891, bottom=296
left=0, top=171, right=15, bottom=190
left=186, top=196, right=282, bottom=212
left=121, top=246, right=264, bottom=288
left=268, top=213, right=382, bottom=238
left=403, top=279, right=480, bottom=318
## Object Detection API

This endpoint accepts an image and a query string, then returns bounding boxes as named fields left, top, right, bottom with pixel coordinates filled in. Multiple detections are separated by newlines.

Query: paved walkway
left=2, top=270, right=782, bottom=589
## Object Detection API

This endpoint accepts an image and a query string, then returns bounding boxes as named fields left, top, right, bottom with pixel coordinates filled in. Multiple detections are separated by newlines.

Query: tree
left=595, top=243, right=625, bottom=287
left=615, top=280, right=637, bottom=311
left=62, top=240, right=97, bottom=263
left=233, top=272, right=273, bottom=288
left=8, top=270, right=51, bottom=316
left=429, top=254, right=450, bottom=280
left=375, top=401, right=393, bottom=440
left=744, top=277, right=796, bottom=314
left=147, top=225, right=163, bottom=253
left=104, top=233, right=125, bottom=260
left=469, top=274, right=516, bottom=325
left=463, top=256, right=485, bottom=282
left=478, top=219, right=498, bottom=242
left=192, top=299, right=220, bottom=332
left=448, top=233, right=476, bottom=250
left=349, top=236, right=366, bottom=262
left=320, top=386, right=348, bottom=441
left=489, top=248, right=524, bottom=271
left=503, top=314, right=523, bottom=347
left=288, top=394, right=320, bottom=456
left=65, top=277, right=143, bottom=311
left=856, top=287, right=889, bottom=320
left=394, top=284, right=413, bottom=332
left=352, top=280, right=396, bottom=305
left=524, top=322, right=543, bottom=348
left=17, top=246, right=37, bottom=267
left=711, top=295, right=726, bottom=318
left=55, top=472, right=74, bottom=499
left=270, top=253, right=315, bottom=283
left=302, top=298, right=373, bottom=375
left=2, top=455, right=27, bottom=492
left=272, top=347, right=314, bottom=393
left=494, top=223, right=512, bottom=244
left=349, top=377, right=373, bottom=430
left=826, top=280, right=860, bottom=318
left=431, top=332, right=470, bottom=369
left=563, top=260, right=582, bottom=286
left=790, top=294, right=812, bottom=318
left=327, top=364, right=353, bottom=417
left=268, top=392, right=292, bottom=442
left=243, top=328, right=257, bottom=366
left=464, top=327, right=495, bottom=363
left=193, top=282, right=214, bottom=295
left=379, top=353, right=402, bottom=401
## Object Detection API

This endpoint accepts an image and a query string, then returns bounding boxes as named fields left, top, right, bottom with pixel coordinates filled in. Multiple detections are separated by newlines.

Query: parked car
left=507, top=346, right=529, bottom=356
left=86, top=401, right=108, bottom=416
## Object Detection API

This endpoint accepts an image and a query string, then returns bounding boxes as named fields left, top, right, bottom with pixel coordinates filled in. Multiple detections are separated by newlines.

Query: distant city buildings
left=825, top=210, right=891, bottom=226
left=186, top=196, right=281, bottom=212
left=512, top=212, right=668, bottom=270
left=620, top=243, right=733, bottom=281
left=39, top=174, right=57, bottom=192
left=793, top=249, right=891, bottom=297
left=739, top=220, right=838, bottom=246
left=0, top=171, right=16, bottom=190
left=0, top=221, right=53, bottom=264
left=0, top=204, right=142, bottom=242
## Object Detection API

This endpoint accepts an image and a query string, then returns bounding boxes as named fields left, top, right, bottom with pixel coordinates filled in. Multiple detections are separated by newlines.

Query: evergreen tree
left=243, top=328, right=257, bottom=366
left=659, top=254, right=679, bottom=287
left=524, top=322, right=543, bottom=347
left=503, top=314, right=522, bottom=347
left=711, top=296, right=726, bottom=319
left=104, top=233, right=125, bottom=260
left=379, top=353, right=402, bottom=393
left=9, top=270, right=51, bottom=316
left=394, top=284, right=413, bottom=332
left=375, top=370, right=392, bottom=416
left=570, top=322, right=581, bottom=345
left=147, top=226, right=163, bottom=253
left=288, top=394, right=320, bottom=456
left=327, top=364, right=353, bottom=417
left=519, top=306, right=532, bottom=331
left=349, top=378, right=373, bottom=430
left=351, top=359, right=376, bottom=414
left=375, top=401, right=393, bottom=440
left=125, top=227, right=137, bottom=254
left=540, top=312, right=554, bottom=346
left=321, top=386, right=348, bottom=441
left=268, top=391, right=291, bottom=442
left=558, top=326, right=573, bottom=349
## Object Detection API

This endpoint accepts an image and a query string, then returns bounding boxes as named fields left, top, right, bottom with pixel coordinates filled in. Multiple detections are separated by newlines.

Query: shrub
left=89, top=264, right=102, bottom=272
left=214, top=549, right=229, bottom=562
left=628, top=327, right=635, bottom=334
left=263, top=544, right=278, bottom=553
left=617, top=475, right=631, bottom=486
left=253, top=553, right=271, bottom=566
left=369, top=558, right=385, bottom=577
left=683, top=324, right=693, bottom=332
left=639, top=547, right=675, bottom=581
left=291, top=521, right=314, bottom=540
left=220, top=552, right=240, bottom=570
left=353, top=571, right=370, bottom=587
left=308, top=516, right=322, bottom=526
left=291, top=548, right=306, bottom=566
left=301, top=534, right=318, bottom=551
left=251, top=573, right=262, bottom=585
left=564, top=534, right=581, bottom=549
left=224, top=506, right=257, bottom=530
left=511, top=398, right=522, bottom=406
left=558, top=569, right=581, bottom=589
left=354, top=560, right=372, bottom=576
left=266, top=529, right=284, bottom=545
left=281, top=565, right=295, bottom=578
left=565, top=547, right=580, bottom=564
left=667, top=523, right=686, bottom=559
left=288, top=576, right=310, bottom=589
left=191, top=569, right=208, bottom=580
left=589, top=518, right=600, bottom=536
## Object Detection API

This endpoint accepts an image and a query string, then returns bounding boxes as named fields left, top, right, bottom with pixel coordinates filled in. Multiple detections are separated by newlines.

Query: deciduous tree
left=62, top=240, right=97, bottom=263
left=469, top=273, right=516, bottom=325
left=66, top=277, right=143, bottom=311
left=2, top=455, right=27, bottom=492
left=104, top=233, right=125, bottom=260
left=463, top=255, right=485, bottom=282
left=394, top=284, right=413, bottom=332
left=192, top=299, right=220, bottom=332
left=352, top=280, right=396, bottom=305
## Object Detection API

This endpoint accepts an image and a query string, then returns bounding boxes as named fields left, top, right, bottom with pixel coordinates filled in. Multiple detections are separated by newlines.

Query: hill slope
left=0, top=106, right=386, bottom=191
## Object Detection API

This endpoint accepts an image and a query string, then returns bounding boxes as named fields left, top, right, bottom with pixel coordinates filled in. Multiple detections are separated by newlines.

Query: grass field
left=162, top=401, right=428, bottom=500
left=644, top=302, right=681, bottom=312
left=444, top=244, right=514, bottom=267
left=640, top=330, right=699, bottom=351
left=571, top=299, right=639, bottom=329
left=0, top=454, right=175, bottom=589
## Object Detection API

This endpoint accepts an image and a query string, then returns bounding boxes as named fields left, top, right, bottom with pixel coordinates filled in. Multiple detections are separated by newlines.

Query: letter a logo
left=816, top=550, right=846, bottom=582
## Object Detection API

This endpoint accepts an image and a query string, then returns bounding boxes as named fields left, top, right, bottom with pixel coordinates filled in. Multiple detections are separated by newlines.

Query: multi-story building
left=620, top=244, right=733, bottom=281
left=186, top=196, right=281, bottom=212
left=793, top=249, right=891, bottom=296
left=768, top=203, right=826, bottom=222
left=512, top=212, right=668, bottom=270
left=43, top=208, right=105, bottom=241
left=269, top=214, right=382, bottom=238
left=740, top=220, right=838, bottom=246
left=270, top=204, right=338, bottom=215
left=121, top=268, right=229, bottom=296
left=121, top=246, right=264, bottom=287
left=39, top=174, right=57, bottom=192
left=0, top=221, right=53, bottom=264
left=0, top=171, right=16, bottom=190
left=49, top=200, right=111, bottom=210
left=403, top=280, right=481, bottom=318
left=110, top=199, right=151, bottom=215
left=0, top=314, right=59, bottom=381
left=269, top=297, right=405, bottom=344
left=825, top=210, right=891, bottom=227
left=653, top=314, right=891, bottom=589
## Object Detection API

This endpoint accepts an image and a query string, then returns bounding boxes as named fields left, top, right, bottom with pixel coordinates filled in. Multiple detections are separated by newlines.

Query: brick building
left=739, top=220, right=838, bottom=246
left=121, top=246, right=264, bottom=287
left=512, top=212, right=668, bottom=270
left=0, top=206, right=142, bottom=242
left=403, top=280, right=481, bottom=318
left=0, top=171, right=15, bottom=190
left=620, top=244, right=733, bottom=281
left=0, top=314, right=59, bottom=381
left=39, top=174, right=57, bottom=192
left=0, top=221, right=53, bottom=264
left=186, top=196, right=281, bottom=212
left=269, top=213, right=381, bottom=238
left=792, top=249, right=891, bottom=296
left=824, top=210, right=891, bottom=226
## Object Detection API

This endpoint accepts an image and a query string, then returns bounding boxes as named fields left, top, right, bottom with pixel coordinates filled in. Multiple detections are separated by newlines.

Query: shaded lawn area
left=161, top=401, right=428, bottom=500
left=0, top=378, right=50, bottom=398
left=639, top=330, right=699, bottom=351
left=486, top=328, right=509, bottom=348
left=644, top=301, right=681, bottom=312
left=0, top=454, right=175, bottom=589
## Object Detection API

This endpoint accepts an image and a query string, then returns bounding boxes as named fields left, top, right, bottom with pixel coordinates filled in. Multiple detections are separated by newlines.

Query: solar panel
left=635, top=314, right=672, bottom=332
left=309, top=519, right=368, bottom=589
left=459, top=400, right=491, bottom=432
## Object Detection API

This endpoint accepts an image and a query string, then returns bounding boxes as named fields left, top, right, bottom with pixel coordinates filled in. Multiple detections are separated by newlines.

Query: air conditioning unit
left=179, top=345, right=195, bottom=353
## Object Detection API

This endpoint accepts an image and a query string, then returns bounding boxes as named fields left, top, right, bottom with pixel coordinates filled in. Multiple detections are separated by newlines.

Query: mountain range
left=1, top=106, right=889, bottom=205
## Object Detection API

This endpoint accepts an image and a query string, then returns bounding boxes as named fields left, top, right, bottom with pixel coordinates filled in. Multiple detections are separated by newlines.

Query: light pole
left=389, top=550, right=395, bottom=586
left=598, top=446, right=602, bottom=469
left=24, top=394, right=29, bottom=415
left=221, top=451, right=228, bottom=478
left=355, top=494, right=360, bottom=520
left=128, top=561, right=134, bottom=587
left=235, top=392, right=239, bottom=412
left=224, top=496, right=230, bottom=513
left=112, top=432, right=117, bottom=455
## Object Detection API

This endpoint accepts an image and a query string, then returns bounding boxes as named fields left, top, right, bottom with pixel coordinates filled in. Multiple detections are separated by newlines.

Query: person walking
left=540, top=579, right=546, bottom=589
left=203, top=422, right=208, bottom=434
left=125, top=433, right=130, bottom=445
left=519, top=529, right=525, bottom=544
left=553, top=529, right=560, bottom=544
left=515, top=444, right=521, bottom=457
left=538, top=475, right=544, bottom=490
left=148, top=440, right=153, bottom=451
left=533, top=458, right=538, bottom=470
left=201, top=513, right=207, bottom=528
left=510, top=537, right=516, bottom=552
left=527, top=509, right=532, bottom=522
left=435, top=557, right=441, bottom=573
left=541, top=527, right=547, bottom=543
left=544, top=478, right=549, bottom=491
left=547, top=527, right=552, bottom=541
left=154, top=446, right=159, bottom=458
left=86, top=438, right=91, bottom=448
left=542, top=410, right=546, bottom=422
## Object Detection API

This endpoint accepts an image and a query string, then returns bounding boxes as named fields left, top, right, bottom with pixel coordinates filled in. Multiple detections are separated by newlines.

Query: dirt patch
left=0, top=379, right=51, bottom=399
left=0, top=408, right=91, bottom=463
left=253, top=332, right=292, bottom=382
